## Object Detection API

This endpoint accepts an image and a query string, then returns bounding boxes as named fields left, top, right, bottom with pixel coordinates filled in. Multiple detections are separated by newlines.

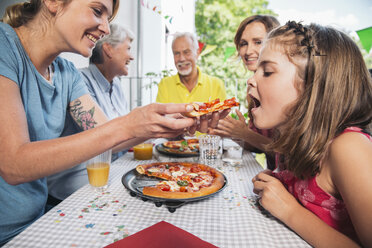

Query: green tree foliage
left=195, top=0, right=277, bottom=106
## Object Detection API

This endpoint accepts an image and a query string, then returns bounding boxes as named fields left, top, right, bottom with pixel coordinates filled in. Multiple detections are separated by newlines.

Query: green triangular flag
left=356, top=26, right=372, bottom=53
left=224, top=46, right=236, bottom=62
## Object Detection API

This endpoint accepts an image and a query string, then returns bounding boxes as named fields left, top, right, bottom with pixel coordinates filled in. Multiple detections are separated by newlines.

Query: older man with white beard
left=156, top=32, right=226, bottom=104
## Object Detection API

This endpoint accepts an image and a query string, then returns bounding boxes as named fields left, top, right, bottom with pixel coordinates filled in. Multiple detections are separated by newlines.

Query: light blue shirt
left=47, top=64, right=129, bottom=201
left=0, top=22, right=88, bottom=245
left=81, top=64, right=129, bottom=120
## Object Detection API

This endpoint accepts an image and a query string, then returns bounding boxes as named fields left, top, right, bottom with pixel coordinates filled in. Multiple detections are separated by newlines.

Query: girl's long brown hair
left=266, top=21, right=372, bottom=179
left=2, top=0, right=119, bottom=27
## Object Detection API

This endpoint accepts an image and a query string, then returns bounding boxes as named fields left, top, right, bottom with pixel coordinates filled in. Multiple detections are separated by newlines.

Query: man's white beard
left=176, top=61, right=193, bottom=76
left=178, top=67, right=192, bottom=76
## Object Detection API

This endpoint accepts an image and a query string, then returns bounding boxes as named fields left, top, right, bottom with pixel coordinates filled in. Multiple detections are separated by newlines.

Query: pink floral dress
left=273, top=127, right=371, bottom=242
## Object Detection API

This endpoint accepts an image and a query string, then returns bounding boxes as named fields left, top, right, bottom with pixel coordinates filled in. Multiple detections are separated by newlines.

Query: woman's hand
left=209, top=110, right=247, bottom=138
left=252, top=170, right=301, bottom=222
left=123, top=103, right=230, bottom=139
left=122, top=103, right=194, bottom=138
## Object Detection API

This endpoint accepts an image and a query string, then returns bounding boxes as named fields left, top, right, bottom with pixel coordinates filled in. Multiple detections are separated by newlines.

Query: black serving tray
left=155, top=144, right=199, bottom=157
left=122, top=168, right=227, bottom=213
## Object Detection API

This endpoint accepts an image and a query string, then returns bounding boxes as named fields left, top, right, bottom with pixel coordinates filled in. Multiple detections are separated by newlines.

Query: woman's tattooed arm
left=69, top=99, right=97, bottom=131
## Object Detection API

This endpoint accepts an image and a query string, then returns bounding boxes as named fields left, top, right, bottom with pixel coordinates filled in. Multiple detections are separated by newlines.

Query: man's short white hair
left=172, top=32, right=199, bottom=54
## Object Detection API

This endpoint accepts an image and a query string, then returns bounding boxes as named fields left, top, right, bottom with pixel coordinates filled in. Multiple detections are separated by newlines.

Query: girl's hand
left=209, top=110, right=247, bottom=138
left=252, top=170, right=301, bottom=222
left=193, top=109, right=231, bottom=134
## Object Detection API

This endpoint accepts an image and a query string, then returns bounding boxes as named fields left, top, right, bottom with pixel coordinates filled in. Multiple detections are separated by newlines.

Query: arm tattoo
left=69, top=99, right=97, bottom=130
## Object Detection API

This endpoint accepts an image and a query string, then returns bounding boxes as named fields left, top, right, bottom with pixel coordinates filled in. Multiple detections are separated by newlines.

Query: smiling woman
left=0, top=0, right=225, bottom=246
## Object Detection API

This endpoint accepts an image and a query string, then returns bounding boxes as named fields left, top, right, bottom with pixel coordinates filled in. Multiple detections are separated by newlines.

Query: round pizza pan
left=155, top=144, right=199, bottom=158
left=121, top=168, right=227, bottom=212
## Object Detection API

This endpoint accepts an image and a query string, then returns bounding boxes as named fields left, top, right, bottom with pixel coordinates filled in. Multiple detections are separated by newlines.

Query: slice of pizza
left=183, top=97, right=240, bottom=117
left=163, top=139, right=199, bottom=151
left=135, top=162, right=225, bottom=199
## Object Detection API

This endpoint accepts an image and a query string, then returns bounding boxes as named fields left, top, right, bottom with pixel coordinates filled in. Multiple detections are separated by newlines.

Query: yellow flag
left=199, top=45, right=217, bottom=57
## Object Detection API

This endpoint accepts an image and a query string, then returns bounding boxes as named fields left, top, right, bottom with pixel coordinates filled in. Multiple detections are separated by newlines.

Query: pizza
left=163, top=139, right=199, bottom=151
left=136, top=162, right=225, bottom=199
left=161, top=147, right=198, bottom=155
left=183, top=97, right=240, bottom=117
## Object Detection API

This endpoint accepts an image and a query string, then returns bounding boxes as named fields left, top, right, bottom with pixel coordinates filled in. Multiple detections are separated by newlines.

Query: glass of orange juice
left=86, top=150, right=111, bottom=192
left=133, top=143, right=153, bottom=160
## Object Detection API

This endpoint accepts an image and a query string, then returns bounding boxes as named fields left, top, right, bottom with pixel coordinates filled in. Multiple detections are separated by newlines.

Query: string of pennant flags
left=140, top=0, right=174, bottom=24
left=141, top=0, right=237, bottom=61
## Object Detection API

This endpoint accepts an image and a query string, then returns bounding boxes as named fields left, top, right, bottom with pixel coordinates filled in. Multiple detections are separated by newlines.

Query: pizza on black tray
left=136, top=162, right=225, bottom=199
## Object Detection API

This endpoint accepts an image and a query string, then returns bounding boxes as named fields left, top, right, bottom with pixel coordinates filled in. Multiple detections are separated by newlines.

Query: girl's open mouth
left=250, top=95, right=261, bottom=108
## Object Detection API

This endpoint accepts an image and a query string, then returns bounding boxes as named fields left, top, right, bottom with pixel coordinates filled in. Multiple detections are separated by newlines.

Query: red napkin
left=105, top=221, right=218, bottom=248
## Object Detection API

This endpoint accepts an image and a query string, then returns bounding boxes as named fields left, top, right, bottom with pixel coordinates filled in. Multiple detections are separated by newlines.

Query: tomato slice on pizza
left=183, top=97, right=240, bottom=117
left=135, top=162, right=225, bottom=199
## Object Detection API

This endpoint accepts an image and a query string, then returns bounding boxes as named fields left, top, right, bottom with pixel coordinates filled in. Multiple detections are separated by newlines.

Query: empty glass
left=222, top=138, right=244, bottom=166
left=199, top=134, right=221, bottom=167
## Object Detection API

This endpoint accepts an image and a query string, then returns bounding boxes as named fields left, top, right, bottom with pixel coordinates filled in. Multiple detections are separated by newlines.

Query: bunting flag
left=199, top=45, right=217, bottom=57
left=197, top=43, right=236, bottom=59
left=164, top=16, right=173, bottom=24
left=198, top=41, right=205, bottom=54
left=224, top=46, right=236, bottom=62
left=356, top=26, right=372, bottom=53
left=141, top=0, right=174, bottom=24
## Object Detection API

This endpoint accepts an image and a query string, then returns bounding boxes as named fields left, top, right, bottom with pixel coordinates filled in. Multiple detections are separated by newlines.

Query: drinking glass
left=222, top=138, right=244, bottom=166
left=199, top=134, right=221, bottom=167
left=86, top=149, right=112, bottom=192
left=133, top=143, right=153, bottom=160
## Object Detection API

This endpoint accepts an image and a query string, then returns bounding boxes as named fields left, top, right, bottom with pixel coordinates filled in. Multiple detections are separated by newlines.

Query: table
left=4, top=149, right=310, bottom=248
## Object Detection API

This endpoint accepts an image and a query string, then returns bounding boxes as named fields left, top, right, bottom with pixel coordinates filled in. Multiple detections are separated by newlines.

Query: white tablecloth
left=5, top=150, right=310, bottom=248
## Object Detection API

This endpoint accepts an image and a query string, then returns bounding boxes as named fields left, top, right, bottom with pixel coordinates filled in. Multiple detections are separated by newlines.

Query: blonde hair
left=266, top=21, right=372, bottom=178
left=1, top=0, right=119, bottom=27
